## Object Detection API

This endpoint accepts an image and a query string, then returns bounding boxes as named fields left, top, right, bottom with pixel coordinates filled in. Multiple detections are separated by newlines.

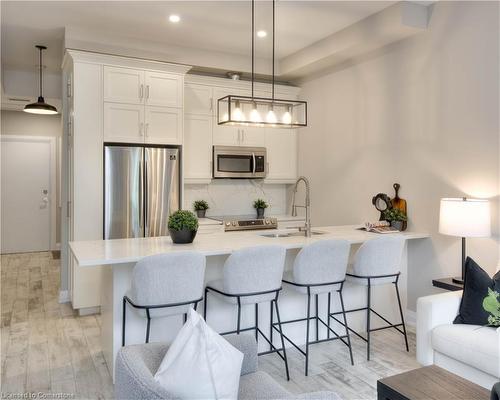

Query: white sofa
left=417, top=291, right=500, bottom=389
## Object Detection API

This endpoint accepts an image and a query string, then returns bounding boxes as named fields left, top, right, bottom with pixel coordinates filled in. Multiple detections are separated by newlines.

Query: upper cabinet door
left=144, top=106, right=183, bottom=145
left=103, top=103, right=144, bottom=143
left=144, top=72, right=183, bottom=108
left=185, top=84, right=213, bottom=115
left=103, top=66, right=144, bottom=105
left=265, top=129, right=298, bottom=183
left=184, top=114, right=212, bottom=183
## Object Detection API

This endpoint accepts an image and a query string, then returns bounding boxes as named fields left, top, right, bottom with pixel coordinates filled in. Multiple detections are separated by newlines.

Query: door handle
left=252, top=153, right=256, bottom=174
left=139, top=84, right=144, bottom=100
left=146, top=85, right=150, bottom=100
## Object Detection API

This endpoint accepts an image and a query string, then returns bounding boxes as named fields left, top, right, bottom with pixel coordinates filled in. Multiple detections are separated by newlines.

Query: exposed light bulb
left=282, top=106, right=292, bottom=124
left=232, top=100, right=244, bottom=121
left=250, top=102, right=261, bottom=123
left=266, top=105, right=277, bottom=124
left=169, top=14, right=181, bottom=23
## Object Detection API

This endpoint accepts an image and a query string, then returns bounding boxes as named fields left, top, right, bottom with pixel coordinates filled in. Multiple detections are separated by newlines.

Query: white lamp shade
left=439, top=198, right=491, bottom=238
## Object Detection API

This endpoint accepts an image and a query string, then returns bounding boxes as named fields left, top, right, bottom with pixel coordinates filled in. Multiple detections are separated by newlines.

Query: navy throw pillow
left=453, top=257, right=500, bottom=325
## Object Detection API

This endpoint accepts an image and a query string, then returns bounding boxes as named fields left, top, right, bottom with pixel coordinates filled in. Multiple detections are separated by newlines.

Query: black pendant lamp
left=217, top=0, right=307, bottom=128
left=24, top=45, right=58, bottom=115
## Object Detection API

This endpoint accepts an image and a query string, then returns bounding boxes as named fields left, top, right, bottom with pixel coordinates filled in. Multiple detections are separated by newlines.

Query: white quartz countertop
left=69, top=225, right=429, bottom=267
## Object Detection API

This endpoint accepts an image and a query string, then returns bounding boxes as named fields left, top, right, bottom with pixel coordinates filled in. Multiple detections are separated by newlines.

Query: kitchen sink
left=260, top=230, right=326, bottom=238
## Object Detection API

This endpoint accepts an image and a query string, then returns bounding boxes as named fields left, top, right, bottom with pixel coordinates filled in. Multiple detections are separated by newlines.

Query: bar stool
left=204, top=245, right=290, bottom=381
left=122, top=251, right=206, bottom=346
left=280, top=239, right=353, bottom=376
left=331, top=236, right=408, bottom=361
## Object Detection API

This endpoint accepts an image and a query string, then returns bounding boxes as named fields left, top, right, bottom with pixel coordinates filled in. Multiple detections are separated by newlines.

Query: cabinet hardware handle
left=146, top=85, right=150, bottom=100
left=139, top=84, right=144, bottom=100
left=210, top=98, right=213, bottom=112
left=139, top=122, right=144, bottom=136
left=66, top=79, right=72, bottom=98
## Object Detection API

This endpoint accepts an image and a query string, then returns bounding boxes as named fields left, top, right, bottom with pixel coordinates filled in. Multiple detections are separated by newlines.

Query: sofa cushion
left=239, top=371, right=290, bottom=399
left=432, top=324, right=500, bottom=377
left=454, top=257, right=500, bottom=325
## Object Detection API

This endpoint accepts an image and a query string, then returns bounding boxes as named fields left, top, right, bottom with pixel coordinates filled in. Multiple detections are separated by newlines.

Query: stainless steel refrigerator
left=104, top=145, right=180, bottom=239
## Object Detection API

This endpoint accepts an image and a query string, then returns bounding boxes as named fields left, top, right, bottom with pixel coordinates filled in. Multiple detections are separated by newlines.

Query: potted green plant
left=168, top=210, right=199, bottom=244
left=193, top=200, right=209, bottom=218
left=253, top=198, right=268, bottom=219
left=382, top=208, right=408, bottom=231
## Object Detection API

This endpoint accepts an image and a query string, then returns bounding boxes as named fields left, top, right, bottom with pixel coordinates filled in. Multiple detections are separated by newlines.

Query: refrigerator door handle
left=252, top=152, right=256, bottom=174
left=144, top=157, right=149, bottom=236
left=139, top=158, right=144, bottom=232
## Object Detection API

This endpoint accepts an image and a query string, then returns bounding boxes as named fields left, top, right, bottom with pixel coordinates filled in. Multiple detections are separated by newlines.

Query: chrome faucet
left=291, top=176, right=312, bottom=237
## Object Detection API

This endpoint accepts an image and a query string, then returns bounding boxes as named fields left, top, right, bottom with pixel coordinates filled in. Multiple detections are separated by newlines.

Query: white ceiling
left=1, top=1, right=395, bottom=75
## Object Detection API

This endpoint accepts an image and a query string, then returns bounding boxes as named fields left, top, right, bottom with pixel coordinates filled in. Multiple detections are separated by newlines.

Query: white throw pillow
left=154, top=308, right=244, bottom=399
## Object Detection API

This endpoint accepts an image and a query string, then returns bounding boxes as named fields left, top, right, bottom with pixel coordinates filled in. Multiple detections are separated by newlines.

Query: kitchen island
left=69, top=225, right=429, bottom=376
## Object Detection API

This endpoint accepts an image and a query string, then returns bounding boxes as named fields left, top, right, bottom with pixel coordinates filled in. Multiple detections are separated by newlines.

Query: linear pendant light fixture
left=217, top=0, right=307, bottom=128
left=24, top=45, right=58, bottom=115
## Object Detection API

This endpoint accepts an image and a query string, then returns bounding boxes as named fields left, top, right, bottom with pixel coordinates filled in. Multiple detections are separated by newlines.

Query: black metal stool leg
left=305, top=288, right=311, bottom=376
left=339, top=289, right=354, bottom=365
left=122, top=297, right=126, bottom=347
left=274, top=298, right=290, bottom=381
left=366, top=280, right=371, bottom=361
left=315, top=294, right=319, bottom=341
left=395, top=281, right=409, bottom=352
left=203, top=288, right=208, bottom=320
left=237, top=297, right=241, bottom=334
left=145, top=308, right=151, bottom=343
left=327, top=292, right=331, bottom=339
left=270, top=301, right=274, bottom=351
left=255, top=303, right=259, bottom=343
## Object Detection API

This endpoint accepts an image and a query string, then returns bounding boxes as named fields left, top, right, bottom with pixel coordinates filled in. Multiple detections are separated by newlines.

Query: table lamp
left=439, top=198, right=491, bottom=284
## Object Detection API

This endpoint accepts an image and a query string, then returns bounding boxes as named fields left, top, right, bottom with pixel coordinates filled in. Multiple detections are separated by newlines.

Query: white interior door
left=1, top=136, right=54, bottom=253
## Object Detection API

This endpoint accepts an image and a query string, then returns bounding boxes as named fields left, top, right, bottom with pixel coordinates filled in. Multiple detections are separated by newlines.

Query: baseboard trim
left=405, top=309, right=416, bottom=327
left=58, top=290, right=70, bottom=304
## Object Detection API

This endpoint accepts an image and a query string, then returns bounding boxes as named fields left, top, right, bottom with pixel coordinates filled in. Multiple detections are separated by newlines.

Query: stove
left=209, top=215, right=278, bottom=232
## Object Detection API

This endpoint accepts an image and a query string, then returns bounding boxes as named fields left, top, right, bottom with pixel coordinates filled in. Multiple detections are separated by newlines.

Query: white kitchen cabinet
left=184, top=114, right=212, bottom=183
left=103, top=66, right=143, bottom=104
left=265, top=129, right=298, bottom=183
left=185, top=83, right=213, bottom=115
left=239, top=126, right=265, bottom=147
left=145, top=106, right=183, bottom=145
left=104, top=103, right=144, bottom=143
left=145, top=71, right=183, bottom=108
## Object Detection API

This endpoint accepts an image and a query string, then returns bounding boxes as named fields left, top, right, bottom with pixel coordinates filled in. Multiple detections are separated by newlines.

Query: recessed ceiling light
left=169, top=14, right=180, bottom=23
left=257, top=30, right=267, bottom=38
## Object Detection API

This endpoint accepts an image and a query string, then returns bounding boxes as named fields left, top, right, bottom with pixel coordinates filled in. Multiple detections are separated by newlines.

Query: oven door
left=213, top=146, right=266, bottom=179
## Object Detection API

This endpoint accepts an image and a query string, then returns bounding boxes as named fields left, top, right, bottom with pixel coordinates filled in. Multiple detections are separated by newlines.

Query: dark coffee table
left=377, top=365, right=490, bottom=400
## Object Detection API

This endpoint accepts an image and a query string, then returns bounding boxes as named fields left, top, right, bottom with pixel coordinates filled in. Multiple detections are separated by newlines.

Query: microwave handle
left=252, top=153, right=256, bottom=174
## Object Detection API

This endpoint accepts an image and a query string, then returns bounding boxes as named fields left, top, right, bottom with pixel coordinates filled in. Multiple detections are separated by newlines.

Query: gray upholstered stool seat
left=332, top=235, right=408, bottom=361
left=280, top=239, right=353, bottom=376
left=122, top=251, right=206, bottom=346
left=282, top=271, right=342, bottom=295
left=205, top=279, right=277, bottom=305
left=204, top=245, right=290, bottom=380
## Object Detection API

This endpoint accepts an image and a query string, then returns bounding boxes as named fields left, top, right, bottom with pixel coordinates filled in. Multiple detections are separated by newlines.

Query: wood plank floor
left=1, top=251, right=420, bottom=399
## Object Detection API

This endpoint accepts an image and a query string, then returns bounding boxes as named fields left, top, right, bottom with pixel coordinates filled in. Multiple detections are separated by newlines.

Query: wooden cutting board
left=391, top=183, right=407, bottom=231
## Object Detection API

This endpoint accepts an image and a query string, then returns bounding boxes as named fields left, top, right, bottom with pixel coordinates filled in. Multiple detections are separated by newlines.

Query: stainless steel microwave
left=213, top=146, right=267, bottom=179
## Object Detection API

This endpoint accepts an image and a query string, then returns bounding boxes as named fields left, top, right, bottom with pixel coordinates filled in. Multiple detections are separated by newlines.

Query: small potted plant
left=168, top=210, right=199, bottom=244
left=253, top=198, right=268, bottom=219
left=382, top=208, right=408, bottom=231
left=193, top=200, right=209, bottom=218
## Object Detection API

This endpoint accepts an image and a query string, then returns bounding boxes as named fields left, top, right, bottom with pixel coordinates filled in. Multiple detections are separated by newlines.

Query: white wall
left=297, top=1, right=499, bottom=310
left=1, top=110, right=62, bottom=243
left=184, top=181, right=289, bottom=217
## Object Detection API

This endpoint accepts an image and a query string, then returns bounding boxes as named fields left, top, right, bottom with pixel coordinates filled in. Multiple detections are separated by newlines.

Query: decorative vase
left=256, top=208, right=265, bottom=219
left=169, top=228, right=197, bottom=244
left=196, top=209, right=206, bottom=218
left=390, top=221, right=404, bottom=231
